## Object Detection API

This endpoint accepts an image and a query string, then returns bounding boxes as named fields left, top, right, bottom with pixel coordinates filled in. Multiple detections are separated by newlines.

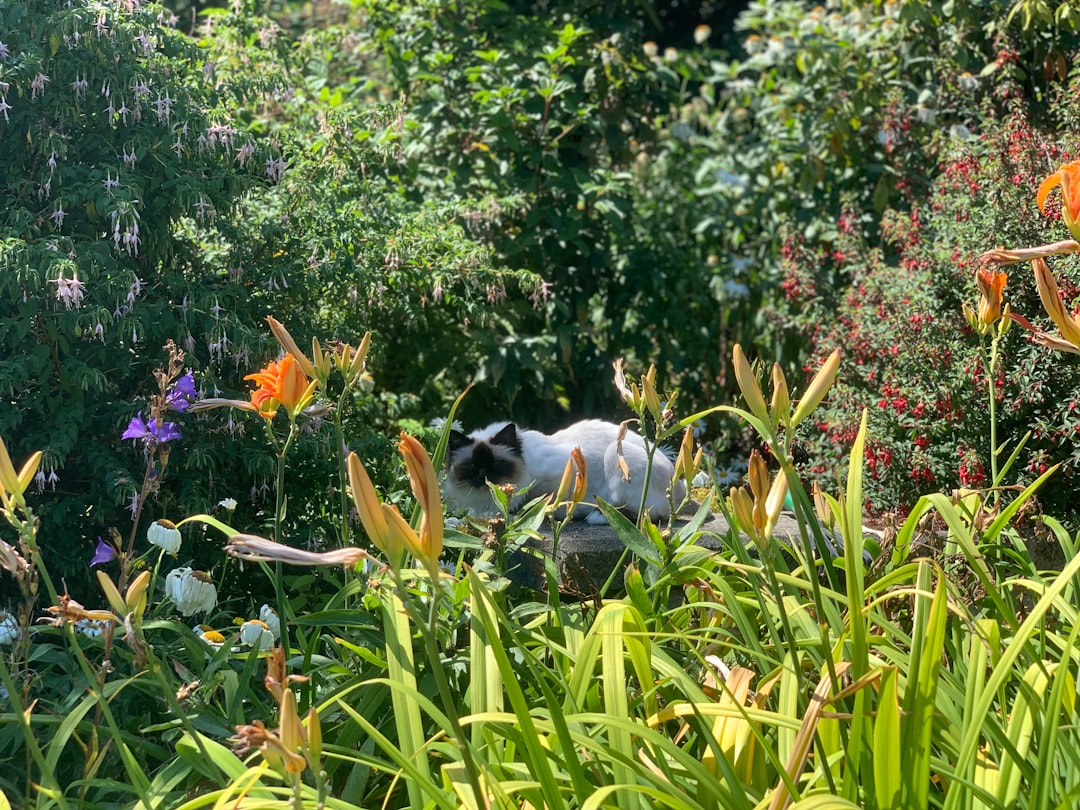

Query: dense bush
left=0, top=0, right=537, bottom=595
left=786, top=78, right=1080, bottom=519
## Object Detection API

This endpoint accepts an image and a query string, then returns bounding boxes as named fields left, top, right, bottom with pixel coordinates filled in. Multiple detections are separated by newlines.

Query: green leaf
left=596, top=499, right=662, bottom=567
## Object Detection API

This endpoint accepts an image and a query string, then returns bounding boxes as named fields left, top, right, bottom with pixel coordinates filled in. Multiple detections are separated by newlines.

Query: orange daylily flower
left=243, top=354, right=317, bottom=420
left=1038, top=161, right=1080, bottom=241
left=975, top=267, right=1007, bottom=327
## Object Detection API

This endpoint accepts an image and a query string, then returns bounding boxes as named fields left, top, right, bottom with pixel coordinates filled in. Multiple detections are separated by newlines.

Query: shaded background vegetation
left=3, top=0, right=1080, bottom=596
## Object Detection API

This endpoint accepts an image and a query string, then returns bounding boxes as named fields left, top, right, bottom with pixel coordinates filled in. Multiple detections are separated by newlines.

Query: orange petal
left=1037, top=171, right=1062, bottom=214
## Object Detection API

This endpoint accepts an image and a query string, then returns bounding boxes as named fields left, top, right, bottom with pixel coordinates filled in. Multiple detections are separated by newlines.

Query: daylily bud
left=962, top=300, right=979, bottom=332
left=975, top=267, right=1006, bottom=328
left=732, top=345, right=770, bottom=426
left=763, top=472, right=789, bottom=538
left=125, top=570, right=151, bottom=616
left=673, top=428, right=702, bottom=488
left=311, top=337, right=332, bottom=385
left=349, top=332, right=372, bottom=381
left=305, top=707, right=322, bottom=766
left=791, top=349, right=841, bottom=429
left=278, top=689, right=307, bottom=774
left=554, top=456, right=575, bottom=506
left=812, top=480, right=834, bottom=530
left=1032, top=257, right=1080, bottom=350
left=399, top=432, right=444, bottom=568
left=381, top=502, right=426, bottom=564
left=570, top=447, right=588, bottom=509
left=747, top=450, right=769, bottom=504
left=641, top=365, right=662, bottom=422
left=729, top=487, right=761, bottom=549
left=97, top=570, right=128, bottom=616
left=0, top=436, right=42, bottom=508
left=770, top=362, right=790, bottom=427
left=266, top=316, right=317, bottom=379
left=348, top=452, right=393, bottom=555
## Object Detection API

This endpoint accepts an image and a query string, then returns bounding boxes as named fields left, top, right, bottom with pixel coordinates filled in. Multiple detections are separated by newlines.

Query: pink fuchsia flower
left=53, top=272, right=86, bottom=309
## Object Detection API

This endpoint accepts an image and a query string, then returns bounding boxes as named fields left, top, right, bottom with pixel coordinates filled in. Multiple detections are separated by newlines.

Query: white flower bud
left=258, top=604, right=281, bottom=639
left=239, top=619, right=274, bottom=651
left=218, top=498, right=237, bottom=511
left=147, top=519, right=182, bottom=554
left=0, top=611, right=20, bottom=644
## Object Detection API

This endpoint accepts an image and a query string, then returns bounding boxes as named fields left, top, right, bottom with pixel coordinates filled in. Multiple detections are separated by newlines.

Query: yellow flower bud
left=791, top=349, right=841, bottom=429
left=732, top=345, right=770, bottom=426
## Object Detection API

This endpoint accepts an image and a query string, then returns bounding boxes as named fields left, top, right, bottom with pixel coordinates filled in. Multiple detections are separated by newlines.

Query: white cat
left=444, top=419, right=683, bottom=524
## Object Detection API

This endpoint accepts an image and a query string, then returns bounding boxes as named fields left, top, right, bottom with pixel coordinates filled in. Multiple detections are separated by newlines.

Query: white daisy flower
left=147, top=519, right=182, bottom=554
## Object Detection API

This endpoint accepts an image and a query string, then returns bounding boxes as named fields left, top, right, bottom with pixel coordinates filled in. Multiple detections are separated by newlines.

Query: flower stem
left=272, top=422, right=298, bottom=656
left=333, top=395, right=351, bottom=549
left=984, top=335, right=1002, bottom=508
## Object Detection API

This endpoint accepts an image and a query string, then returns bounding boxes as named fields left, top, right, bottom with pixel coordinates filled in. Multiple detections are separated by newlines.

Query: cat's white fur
left=444, top=419, right=684, bottom=524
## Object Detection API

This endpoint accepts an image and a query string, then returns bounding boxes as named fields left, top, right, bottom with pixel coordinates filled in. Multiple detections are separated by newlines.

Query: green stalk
left=394, top=567, right=486, bottom=805
left=10, top=504, right=59, bottom=605
left=271, top=422, right=298, bottom=656
left=983, top=325, right=1004, bottom=509
left=635, top=446, right=657, bottom=532
left=333, top=393, right=351, bottom=549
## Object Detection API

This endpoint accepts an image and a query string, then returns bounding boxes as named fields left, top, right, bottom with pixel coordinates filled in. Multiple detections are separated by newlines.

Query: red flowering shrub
left=782, top=104, right=1080, bottom=520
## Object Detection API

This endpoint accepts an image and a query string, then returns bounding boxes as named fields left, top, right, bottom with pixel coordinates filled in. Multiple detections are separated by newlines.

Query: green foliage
left=0, top=0, right=290, bottom=586
left=5, top=327, right=1080, bottom=808
left=0, top=0, right=532, bottom=596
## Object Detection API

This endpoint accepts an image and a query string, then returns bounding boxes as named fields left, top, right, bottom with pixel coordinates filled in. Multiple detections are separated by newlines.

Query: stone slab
left=505, top=511, right=840, bottom=594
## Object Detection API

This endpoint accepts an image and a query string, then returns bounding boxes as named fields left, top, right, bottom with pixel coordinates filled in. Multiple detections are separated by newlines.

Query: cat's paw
left=584, top=510, right=610, bottom=525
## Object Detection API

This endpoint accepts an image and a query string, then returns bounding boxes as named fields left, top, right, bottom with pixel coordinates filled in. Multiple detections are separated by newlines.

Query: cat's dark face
left=446, top=423, right=525, bottom=490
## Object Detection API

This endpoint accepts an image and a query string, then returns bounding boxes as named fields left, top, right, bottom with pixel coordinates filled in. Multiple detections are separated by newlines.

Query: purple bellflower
left=122, top=414, right=182, bottom=447
left=165, top=371, right=197, bottom=413
left=90, top=537, right=116, bottom=567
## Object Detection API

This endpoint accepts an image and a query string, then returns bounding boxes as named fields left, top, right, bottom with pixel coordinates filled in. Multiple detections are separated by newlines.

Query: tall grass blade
left=900, top=563, right=947, bottom=809
left=945, top=552, right=1080, bottom=810
left=873, top=666, right=901, bottom=809
left=382, top=589, right=431, bottom=808
left=467, top=573, right=503, bottom=751
left=466, top=570, right=565, bottom=807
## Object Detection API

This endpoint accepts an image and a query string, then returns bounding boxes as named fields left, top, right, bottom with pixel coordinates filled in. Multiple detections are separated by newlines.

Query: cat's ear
left=448, top=430, right=471, bottom=454
left=490, top=422, right=521, bottom=452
